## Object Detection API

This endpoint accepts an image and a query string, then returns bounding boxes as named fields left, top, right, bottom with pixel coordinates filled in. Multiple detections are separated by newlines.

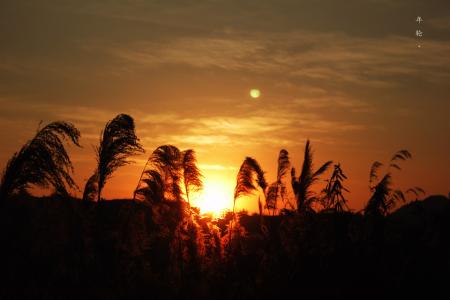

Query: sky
left=0, top=0, right=449, bottom=213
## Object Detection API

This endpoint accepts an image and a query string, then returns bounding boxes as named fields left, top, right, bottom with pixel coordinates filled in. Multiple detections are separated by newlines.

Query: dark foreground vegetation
left=1, top=114, right=449, bottom=299
left=0, top=194, right=449, bottom=299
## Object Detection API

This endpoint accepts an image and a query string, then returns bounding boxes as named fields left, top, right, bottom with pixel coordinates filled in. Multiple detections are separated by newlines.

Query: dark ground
left=0, top=195, right=449, bottom=299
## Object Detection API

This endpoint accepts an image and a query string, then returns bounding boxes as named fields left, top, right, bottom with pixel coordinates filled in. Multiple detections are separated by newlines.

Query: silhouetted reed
left=0, top=121, right=80, bottom=201
left=1, top=114, right=445, bottom=299
left=134, top=145, right=205, bottom=286
left=181, top=149, right=203, bottom=208
left=364, top=150, right=424, bottom=216
left=266, top=149, right=291, bottom=215
left=321, top=163, right=350, bottom=212
left=230, top=157, right=268, bottom=244
left=291, top=140, right=333, bottom=212
left=84, top=114, right=144, bottom=202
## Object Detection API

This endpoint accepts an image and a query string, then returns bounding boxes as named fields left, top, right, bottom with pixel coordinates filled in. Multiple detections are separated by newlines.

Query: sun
left=250, top=88, right=261, bottom=99
left=193, top=179, right=233, bottom=217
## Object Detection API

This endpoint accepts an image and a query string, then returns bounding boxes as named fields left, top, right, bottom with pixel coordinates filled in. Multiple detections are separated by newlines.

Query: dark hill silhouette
left=390, top=194, right=450, bottom=219
left=383, top=195, right=450, bottom=298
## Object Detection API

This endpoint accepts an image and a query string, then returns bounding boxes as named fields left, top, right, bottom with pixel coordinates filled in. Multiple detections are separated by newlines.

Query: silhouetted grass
left=0, top=121, right=80, bottom=201
left=0, top=115, right=446, bottom=299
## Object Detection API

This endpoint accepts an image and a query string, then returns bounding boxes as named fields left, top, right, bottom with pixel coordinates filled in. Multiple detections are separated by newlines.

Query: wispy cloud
left=198, top=164, right=236, bottom=171
left=105, top=31, right=450, bottom=87
left=429, top=16, right=450, bottom=31
left=136, top=108, right=367, bottom=149
left=292, top=96, right=373, bottom=112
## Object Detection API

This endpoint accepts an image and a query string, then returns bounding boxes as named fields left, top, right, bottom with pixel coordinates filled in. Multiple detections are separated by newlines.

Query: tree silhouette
left=321, top=163, right=349, bottom=212
left=364, top=150, right=418, bottom=216
left=0, top=121, right=81, bottom=201
left=84, top=114, right=144, bottom=202
left=291, top=140, right=332, bottom=212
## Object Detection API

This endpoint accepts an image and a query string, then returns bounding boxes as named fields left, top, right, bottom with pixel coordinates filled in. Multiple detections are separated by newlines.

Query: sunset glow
left=193, top=178, right=234, bottom=217
left=0, top=1, right=448, bottom=298
left=0, top=0, right=448, bottom=213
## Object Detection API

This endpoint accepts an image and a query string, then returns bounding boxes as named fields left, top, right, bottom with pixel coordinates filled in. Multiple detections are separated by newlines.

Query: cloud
left=429, top=16, right=450, bottom=31
left=105, top=31, right=450, bottom=89
left=292, top=96, right=373, bottom=112
left=112, top=38, right=264, bottom=70
left=198, top=164, right=236, bottom=171
left=136, top=107, right=367, bottom=149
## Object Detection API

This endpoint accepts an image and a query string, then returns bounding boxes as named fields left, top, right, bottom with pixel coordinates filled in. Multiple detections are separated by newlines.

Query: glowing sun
left=194, top=179, right=233, bottom=217
left=250, top=88, right=261, bottom=99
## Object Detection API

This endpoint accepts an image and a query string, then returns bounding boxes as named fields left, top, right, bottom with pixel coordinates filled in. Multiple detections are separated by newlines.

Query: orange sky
left=0, top=0, right=449, bottom=213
